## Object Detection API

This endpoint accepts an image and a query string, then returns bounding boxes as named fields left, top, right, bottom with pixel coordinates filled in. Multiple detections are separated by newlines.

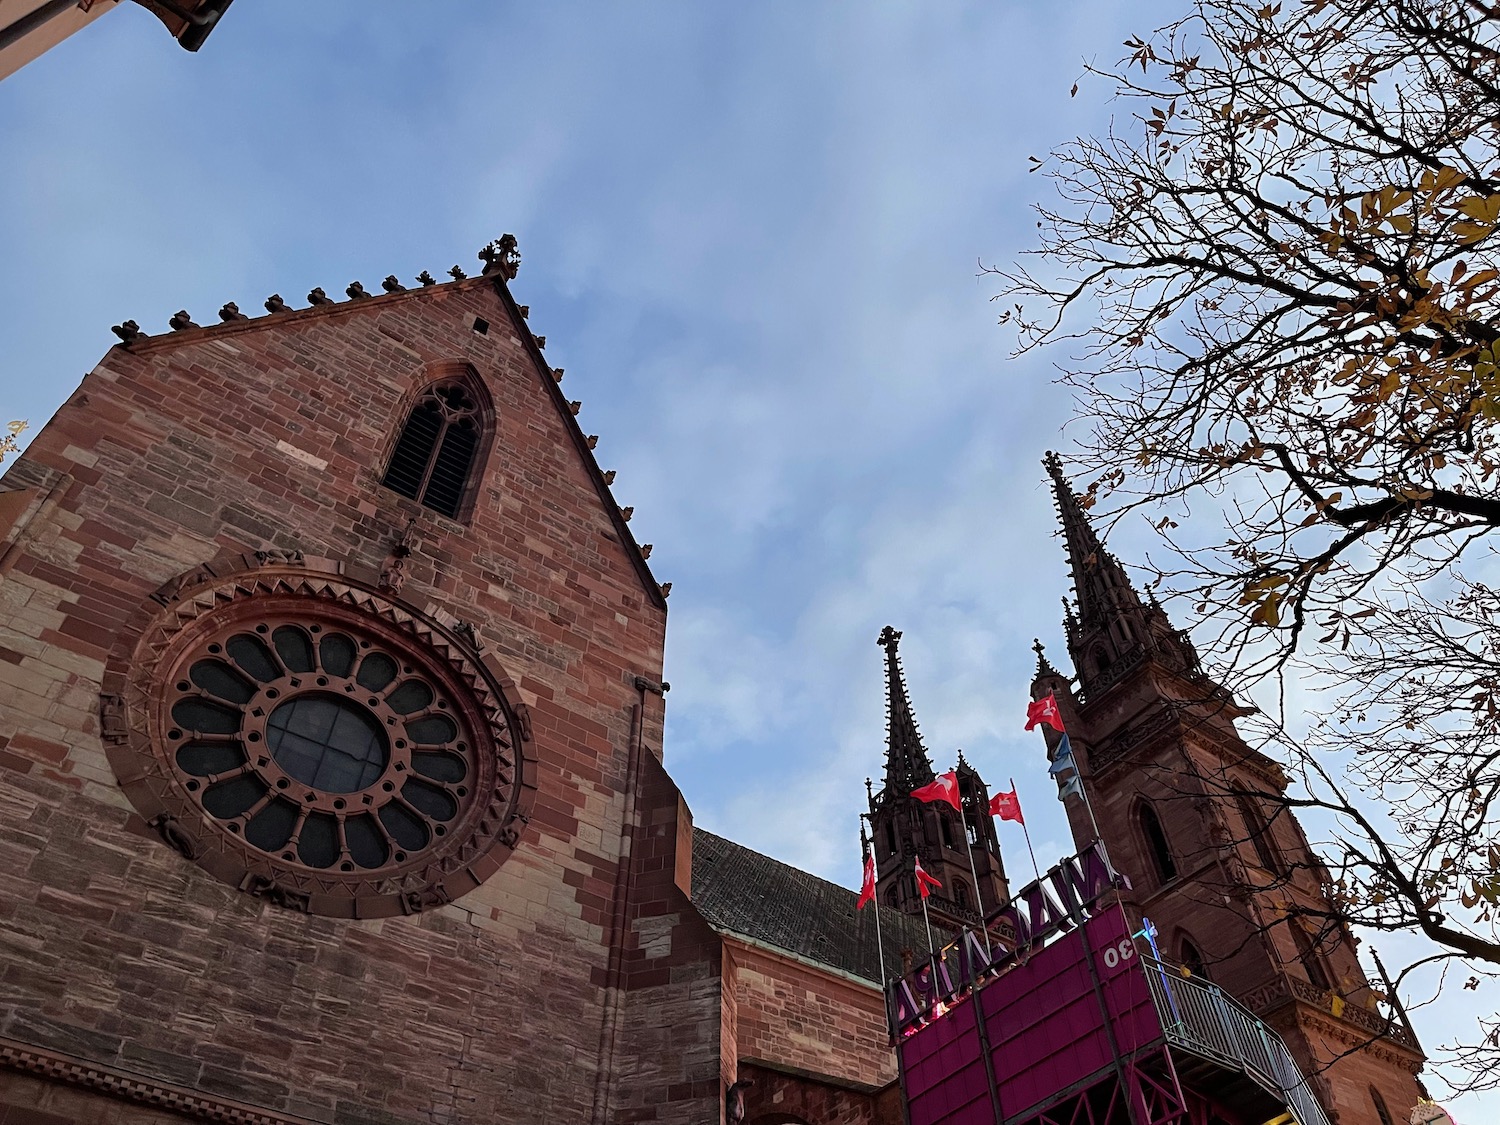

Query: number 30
left=1102, top=939, right=1136, bottom=969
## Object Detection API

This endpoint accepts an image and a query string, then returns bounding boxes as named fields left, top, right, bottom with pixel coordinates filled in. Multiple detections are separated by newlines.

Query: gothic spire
left=1043, top=453, right=1201, bottom=687
left=1043, top=451, right=1146, bottom=629
left=877, top=626, right=935, bottom=796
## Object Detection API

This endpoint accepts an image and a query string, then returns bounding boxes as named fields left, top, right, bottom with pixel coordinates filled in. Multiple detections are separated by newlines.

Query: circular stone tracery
left=166, top=620, right=468, bottom=874
left=103, top=559, right=532, bottom=918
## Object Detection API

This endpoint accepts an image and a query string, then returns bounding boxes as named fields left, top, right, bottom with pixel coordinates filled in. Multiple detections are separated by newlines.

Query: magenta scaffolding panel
left=890, top=847, right=1330, bottom=1125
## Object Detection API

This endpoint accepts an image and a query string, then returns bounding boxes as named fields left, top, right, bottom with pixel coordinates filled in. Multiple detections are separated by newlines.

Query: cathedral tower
left=868, top=626, right=1009, bottom=927
left=1034, top=455, right=1425, bottom=1125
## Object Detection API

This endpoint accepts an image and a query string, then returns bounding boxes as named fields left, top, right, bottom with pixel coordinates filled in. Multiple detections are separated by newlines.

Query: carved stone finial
left=569, top=401, right=582, bottom=415
left=621, top=506, right=634, bottom=521
left=382, top=275, right=406, bottom=293
left=660, top=582, right=672, bottom=598
left=478, top=234, right=520, bottom=280
left=640, top=544, right=653, bottom=559
left=111, top=320, right=145, bottom=344
left=218, top=302, right=249, bottom=322
left=346, top=281, right=371, bottom=299
left=448, top=265, right=468, bottom=281
left=417, top=271, right=437, bottom=287
left=602, top=470, right=616, bottom=485
left=265, top=294, right=290, bottom=314
left=877, top=625, right=903, bottom=651
left=586, top=435, right=599, bottom=449
left=168, top=310, right=198, bottom=331
left=307, top=287, right=333, bottom=306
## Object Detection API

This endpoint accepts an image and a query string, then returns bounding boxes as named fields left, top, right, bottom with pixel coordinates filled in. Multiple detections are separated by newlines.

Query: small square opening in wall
left=471, top=316, right=489, bottom=336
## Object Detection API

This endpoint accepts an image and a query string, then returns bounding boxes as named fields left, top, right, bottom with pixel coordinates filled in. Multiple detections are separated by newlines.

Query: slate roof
left=691, top=828, right=935, bottom=985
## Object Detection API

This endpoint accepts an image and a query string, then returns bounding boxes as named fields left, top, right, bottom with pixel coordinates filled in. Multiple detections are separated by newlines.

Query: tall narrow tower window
left=1290, top=922, right=1333, bottom=990
left=1235, top=792, right=1287, bottom=876
left=382, top=381, right=484, bottom=519
left=1369, top=1087, right=1395, bottom=1125
left=1139, top=802, right=1178, bottom=884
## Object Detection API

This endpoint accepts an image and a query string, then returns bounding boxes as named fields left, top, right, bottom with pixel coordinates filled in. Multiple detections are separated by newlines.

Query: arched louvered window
left=1369, top=1086, right=1395, bottom=1125
left=1139, top=802, right=1178, bottom=885
left=382, top=381, right=484, bottom=519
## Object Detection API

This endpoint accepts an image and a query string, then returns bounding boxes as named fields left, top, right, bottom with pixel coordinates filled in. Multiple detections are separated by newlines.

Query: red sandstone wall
left=726, top=939, right=894, bottom=1092
left=0, top=278, right=705, bottom=1122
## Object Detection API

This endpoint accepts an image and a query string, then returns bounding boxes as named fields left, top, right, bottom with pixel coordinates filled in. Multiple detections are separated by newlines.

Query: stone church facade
left=0, top=242, right=1428, bottom=1125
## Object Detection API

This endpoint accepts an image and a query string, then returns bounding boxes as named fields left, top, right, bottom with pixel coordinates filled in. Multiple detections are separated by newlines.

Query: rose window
left=164, top=619, right=476, bottom=873
left=103, top=558, right=532, bottom=918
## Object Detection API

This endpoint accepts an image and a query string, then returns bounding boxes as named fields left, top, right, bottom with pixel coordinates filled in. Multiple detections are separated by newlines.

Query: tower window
left=1235, top=793, right=1287, bottom=876
left=940, top=816, right=955, bottom=849
left=382, top=381, right=484, bottom=519
left=886, top=821, right=897, bottom=855
left=1289, top=921, right=1333, bottom=991
left=1180, top=937, right=1210, bottom=981
left=1369, top=1087, right=1395, bottom=1125
left=1139, top=802, right=1177, bottom=884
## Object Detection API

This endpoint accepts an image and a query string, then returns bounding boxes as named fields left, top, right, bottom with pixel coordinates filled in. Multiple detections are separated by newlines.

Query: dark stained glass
left=298, top=812, right=340, bottom=869
left=272, top=626, right=315, bottom=674
left=172, top=698, right=241, bottom=736
left=190, top=660, right=255, bottom=704
left=176, top=740, right=247, bottom=777
left=407, top=714, right=457, bottom=746
left=356, top=652, right=397, bottom=692
left=202, top=774, right=267, bottom=820
left=402, top=778, right=457, bottom=822
left=227, top=633, right=279, bottom=683
left=244, top=799, right=299, bottom=852
left=344, top=814, right=388, bottom=869
left=411, top=751, right=466, bottom=784
left=386, top=679, right=434, bottom=715
left=378, top=801, right=429, bottom=851
left=318, top=632, right=356, bottom=677
left=267, top=694, right=388, bottom=793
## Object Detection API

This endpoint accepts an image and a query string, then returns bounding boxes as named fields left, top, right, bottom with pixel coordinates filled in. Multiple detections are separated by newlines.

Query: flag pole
left=918, top=870, right=937, bottom=957
left=860, top=817, right=889, bottom=995
left=1010, top=775, right=1045, bottom=885
left=954, top=757, right=991, bottom=957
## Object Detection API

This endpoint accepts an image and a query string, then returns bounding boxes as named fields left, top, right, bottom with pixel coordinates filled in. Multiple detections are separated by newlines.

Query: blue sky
left=0, top=3, right=1482, bottom=1116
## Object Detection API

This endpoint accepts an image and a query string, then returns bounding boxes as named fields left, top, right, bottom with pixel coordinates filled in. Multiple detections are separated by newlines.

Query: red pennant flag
left=857, top=851, right=876, bottom=911
left=911, top=769, right=962, bottom=812
left=914, top=857, right=942, bottom=899
left=1025, top=692, right=1065, bottom=733
left=988, top=787, right=1024, bottom=825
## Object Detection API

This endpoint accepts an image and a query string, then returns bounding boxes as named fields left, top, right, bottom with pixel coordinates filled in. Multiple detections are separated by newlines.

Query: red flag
left=911, top=769, right=962, bottom=812
left=1025, top=692, right=1065, bottom=733
left=988, top=787, right=1024, bottom=825
left=914, top=857, right=942, bottom=899
left=857, top=851, right=876, bottom=910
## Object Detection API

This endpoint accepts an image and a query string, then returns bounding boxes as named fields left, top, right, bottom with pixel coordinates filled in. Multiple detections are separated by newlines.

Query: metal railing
left=1141, top=958, right=1331, bottom=1125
